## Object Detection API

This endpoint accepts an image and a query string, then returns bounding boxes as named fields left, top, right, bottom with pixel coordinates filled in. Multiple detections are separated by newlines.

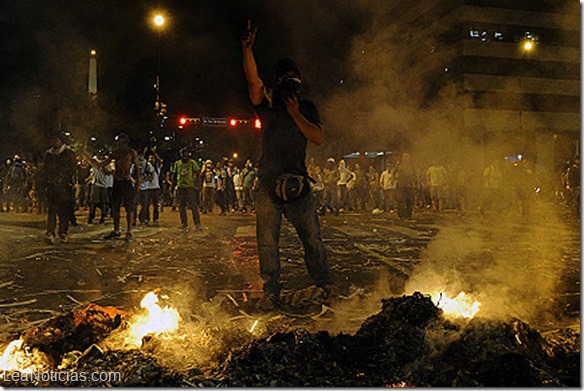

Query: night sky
left=1, top=0, right=373, bottom=160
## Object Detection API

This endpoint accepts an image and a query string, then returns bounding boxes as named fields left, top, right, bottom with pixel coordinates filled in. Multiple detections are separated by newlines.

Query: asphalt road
left=0, top=200, right=578, bottom=337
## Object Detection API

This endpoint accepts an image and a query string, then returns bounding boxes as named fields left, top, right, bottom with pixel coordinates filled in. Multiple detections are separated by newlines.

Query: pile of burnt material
left=20, top=303, right=126, bottom=366
left=193, top=293, right=580, bottom=387
left=0, top=304, right=181, bottom=387
left=1, top=294, right=579, bottom=387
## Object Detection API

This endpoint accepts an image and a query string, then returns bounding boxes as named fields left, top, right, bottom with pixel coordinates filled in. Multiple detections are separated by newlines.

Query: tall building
left=387, top=0, right=579, bottom=185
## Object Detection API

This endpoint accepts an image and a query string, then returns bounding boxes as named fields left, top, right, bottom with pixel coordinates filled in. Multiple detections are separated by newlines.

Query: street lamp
left=151, top=12, right=167, bottom=122
left=154, top=15, right=165, bottom=27
left=518, top=37, right=535, bottom=151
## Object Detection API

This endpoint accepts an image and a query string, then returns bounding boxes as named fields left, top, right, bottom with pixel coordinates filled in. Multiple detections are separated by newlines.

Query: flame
left=0, top=338, right=46, bottom=374
left=126, top=291, right=181, bottom=346
left=430, top=291, right=480, bottom=319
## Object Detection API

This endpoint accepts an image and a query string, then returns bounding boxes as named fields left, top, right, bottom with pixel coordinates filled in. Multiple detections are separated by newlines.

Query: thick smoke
left=404, top=203, right=574, bottom=326
left=312, top=2, right=579, bottom=328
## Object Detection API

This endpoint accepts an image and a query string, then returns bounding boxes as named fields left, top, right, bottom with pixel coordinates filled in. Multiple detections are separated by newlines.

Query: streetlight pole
left=519, top=37, right=535, bottom=145
left=152, top=14, right=166, bottom=127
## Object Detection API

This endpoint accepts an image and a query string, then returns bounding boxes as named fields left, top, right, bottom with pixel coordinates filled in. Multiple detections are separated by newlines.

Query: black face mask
left=277, top=76, right=302, bottom=98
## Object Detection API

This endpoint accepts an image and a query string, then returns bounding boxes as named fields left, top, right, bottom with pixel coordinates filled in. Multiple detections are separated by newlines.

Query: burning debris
left=125, top=291, right=181, bottom=347
left=431, top=291, right=481, bottom=319
left=0, top=292, right=579, bottom=387
left=0, top=338, right=49, bottom=374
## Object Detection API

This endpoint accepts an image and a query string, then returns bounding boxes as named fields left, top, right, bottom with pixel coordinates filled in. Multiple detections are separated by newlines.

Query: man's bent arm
left=290, top=110, right=325, bottom=145
left=286, top=96, right=324, bottom=145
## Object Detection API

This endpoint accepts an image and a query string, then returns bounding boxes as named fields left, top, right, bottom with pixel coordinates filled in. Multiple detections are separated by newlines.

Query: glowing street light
left=150, top=11, right=168, bottom=124
left=154, top=14, right=165, bottom=27
left=522, top=40, right=534, bottom=52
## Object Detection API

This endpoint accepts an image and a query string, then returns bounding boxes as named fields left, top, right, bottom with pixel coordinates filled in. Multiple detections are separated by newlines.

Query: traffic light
left=179, top=116, right=187, bottom=125
left=155, top=101, right=167, bottom=117
left=254, top=118, right=262, bottom=130
left=229, top=118, right=238, bottom=127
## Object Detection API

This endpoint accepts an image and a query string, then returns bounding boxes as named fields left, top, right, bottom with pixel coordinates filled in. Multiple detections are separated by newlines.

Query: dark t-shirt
left=43, top=148, right=77, bottom=186
left=254, top=89, right=321, bottom=181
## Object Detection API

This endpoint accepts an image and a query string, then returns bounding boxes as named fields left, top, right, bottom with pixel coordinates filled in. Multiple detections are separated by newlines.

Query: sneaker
left=58, top=233, right=68, bottom=243
left=124, top=231, right=132, bottom=241
left=256, top=292, right=281, bottom=312
left=104, top=231, right=121, bottom=240
left=44, top=232, right=56, bottom=245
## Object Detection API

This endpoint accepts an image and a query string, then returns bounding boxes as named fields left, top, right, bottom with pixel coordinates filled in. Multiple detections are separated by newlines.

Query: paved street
left=0, top=201, right=579, bottom=338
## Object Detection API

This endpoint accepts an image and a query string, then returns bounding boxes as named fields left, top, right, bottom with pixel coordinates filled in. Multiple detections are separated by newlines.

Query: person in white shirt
left=480, top=158, right=504, bottom=216
left=201, top=160, right=216, bottom=214
left=379, top=161, right=396, bottom=213
left=425, top=159, right=448, bottom=212
left=337, top=159, right=355, bottom=211
left=145, top=151, right=163, bottom=226
left=88, top=151, right=113, bottom=224
left=232, top=166, right=243, bottom=211
left=134, top=150, right=154, bottom=226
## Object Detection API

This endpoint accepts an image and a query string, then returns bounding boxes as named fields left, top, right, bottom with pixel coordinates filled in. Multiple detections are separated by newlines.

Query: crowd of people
left=0, top=136, right=262, bottom=242
left=307, top=152, right=578, bottom=220
left=0, top=142, right=579, bottom=241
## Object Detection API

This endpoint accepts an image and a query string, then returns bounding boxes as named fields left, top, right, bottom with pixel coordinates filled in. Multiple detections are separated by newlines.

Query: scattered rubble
left=21, top=303, right=127, bottom=366
left=197, top=293, right=579, bottom=387
left=0, top=293, right=579, bottom=387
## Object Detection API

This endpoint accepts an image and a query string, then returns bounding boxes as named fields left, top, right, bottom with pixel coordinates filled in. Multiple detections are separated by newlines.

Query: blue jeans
left=256, top=180, right=331, bottom=296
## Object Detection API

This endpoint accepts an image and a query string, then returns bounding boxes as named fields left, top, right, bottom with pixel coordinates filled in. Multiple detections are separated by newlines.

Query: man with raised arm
left=241, top=20, right=333, bottom=311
